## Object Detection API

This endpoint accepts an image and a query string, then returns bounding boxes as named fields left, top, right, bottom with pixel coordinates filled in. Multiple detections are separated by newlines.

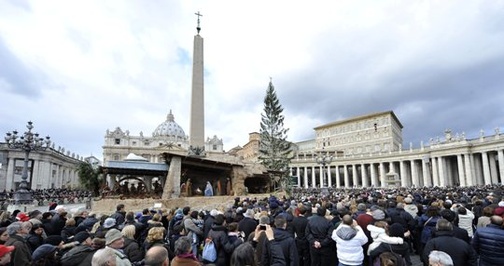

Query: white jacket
left=331, top=224, right=368, bottom=265
left=366, top=224, right=404, bottom=255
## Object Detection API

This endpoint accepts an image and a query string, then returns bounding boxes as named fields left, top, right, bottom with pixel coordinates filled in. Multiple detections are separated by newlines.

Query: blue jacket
left=472, top=224, right=504, bottom=266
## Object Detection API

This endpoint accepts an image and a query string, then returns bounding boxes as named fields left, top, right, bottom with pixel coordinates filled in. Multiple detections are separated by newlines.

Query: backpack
left=373, top=251, right=406, bottom=266
left=202, top=238, right=217, bottom=263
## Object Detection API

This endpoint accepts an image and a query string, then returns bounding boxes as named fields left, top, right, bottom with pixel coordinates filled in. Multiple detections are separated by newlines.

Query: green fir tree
left=77, top=161, right=102, bottom=196
left=259, top=79, right=293, bottom=192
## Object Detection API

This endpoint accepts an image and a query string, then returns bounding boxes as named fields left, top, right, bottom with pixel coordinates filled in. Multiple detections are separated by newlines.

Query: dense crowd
left=0, top=188, right=92, bottom=208
left=0, top=184, right=503, bottom=266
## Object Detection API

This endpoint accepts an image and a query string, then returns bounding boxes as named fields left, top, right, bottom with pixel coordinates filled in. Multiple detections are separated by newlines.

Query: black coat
left=369, top=242, right=412, bottom=266
left=262, top=228, right=299, bottom=266
left=123, top=238, right=144, bottom=263
left=238, top=217, right=257, bottom=239
left=305, top=214, right=334, bottom=249
left=423, top=231, right=477, bottom=266
left=60, top=245, right=96, bottom=266
left=208, top=224, right=243, bottom=266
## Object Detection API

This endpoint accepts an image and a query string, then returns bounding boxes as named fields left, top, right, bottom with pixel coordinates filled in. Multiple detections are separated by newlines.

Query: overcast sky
left=1, top=0, right=504, bottom=161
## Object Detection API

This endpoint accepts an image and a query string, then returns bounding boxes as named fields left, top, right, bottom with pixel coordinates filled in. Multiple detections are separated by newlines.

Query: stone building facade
left=102, top=110, right=224, bottom=165
left=0, top=144, right=83, bottom=191
left=290, top=111, right=504, bottom=188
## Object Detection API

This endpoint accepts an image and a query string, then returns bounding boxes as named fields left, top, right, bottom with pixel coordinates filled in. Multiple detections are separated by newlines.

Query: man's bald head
left=490, top=215, right=503, bottom=226
left=342, top=214, right=353, bottom=226
left=145, top=246, right=169, bottom=266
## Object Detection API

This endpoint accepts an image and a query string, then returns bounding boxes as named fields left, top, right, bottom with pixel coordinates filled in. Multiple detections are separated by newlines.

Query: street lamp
left=5, top=121, right=51, bottom=204
left=315, top=150, right=333, bottom=187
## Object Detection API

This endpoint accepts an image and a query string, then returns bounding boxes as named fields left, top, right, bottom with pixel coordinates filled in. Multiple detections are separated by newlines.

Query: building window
left=132, top=141, right=137, bottom=146
left=114, top=138, right=120, bottom=145
left=213, top=145, right=217, bottom=150
left=52, top=170, right=57, bottom=178
left=114, top=155, right=120, bottom=160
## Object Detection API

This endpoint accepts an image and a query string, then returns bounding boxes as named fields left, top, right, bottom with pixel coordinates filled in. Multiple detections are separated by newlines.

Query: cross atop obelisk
left=195, top=11, right=203, bottom=34
left=189, top=11, right=205, bottom=156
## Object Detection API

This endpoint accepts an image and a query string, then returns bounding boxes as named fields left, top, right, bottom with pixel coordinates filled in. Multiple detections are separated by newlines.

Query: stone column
left=410, top=160, right=420, bottom=187
left=432, top=157, right=440, bottom=186
left=296, top=167, right=301, bottom=187
left=422, top=158, right=432, bottom=187
left=344, top=165, right=350, bottom=188
left=328, top=165, right=332, bottom=187
left=352, top=164, right=358, bottom=187
left=379, top=162, right=386, bottom=187
left=439, top=157, right=447, bottom=186
left=5, top=157, right=15, bottom=191
left=457, top=154, right=466, bottom=186
left=311, top=166, right=316, bottom=188
left=400, top=160, right=407, bottom=187
left=162, top=155, right=182, bottom=199
left=319, top=165, right=324, bottom=187
left=498, top=149, right=504, bottom=184
left=464, top=154, right=474, bottom=186
left=336, top=166, right=341, bottom=188
left=361, top=163, right=369, bottom=187
left=481, top=152, right=492, bottom=184
left=489, top=153, right=498, bottom=184
left=304, top=166, right=309, bottom=188
left=370, top=164, right=378, bottom=187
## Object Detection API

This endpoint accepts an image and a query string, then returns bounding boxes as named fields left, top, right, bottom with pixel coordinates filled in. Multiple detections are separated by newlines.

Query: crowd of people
left=0, top=184, right=503, bottom=265
left=0, top=188, right=92, bottom=208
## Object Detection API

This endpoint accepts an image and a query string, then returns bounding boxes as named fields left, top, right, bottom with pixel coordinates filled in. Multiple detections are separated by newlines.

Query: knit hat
left=372, top=209, right=385, bottom=221
left=0, top=245, right=15, bottom=258
left=388, top=223, right=404, bottom=238
left=32, top=244, right=58, bottom=261
left=259, top=216, right=270, bottom=225
left=103, top=218, right=116, bottom=229
left=16, top=212, right=30, bottom=222
left=74, top=231, right=91, bottom=243
left=499, top=201, right=504, bottom=207
left=105, top=229, right=123, bottom=245
left=404, top=197, right=412, bottom=204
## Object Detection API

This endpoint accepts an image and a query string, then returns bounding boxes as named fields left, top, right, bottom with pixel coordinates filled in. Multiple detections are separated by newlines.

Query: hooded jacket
left=60, top=245, right=96, bottom=266
left=331, top=224, right=368, bottom=265
left=261, top=228, right=299, bottom=266
left=366, top=224, right=403, bottom=255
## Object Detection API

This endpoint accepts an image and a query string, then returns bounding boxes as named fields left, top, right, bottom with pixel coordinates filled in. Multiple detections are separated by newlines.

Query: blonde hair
left=152, top=213, right=161, bottom=222
left=121, top=225, right=136, bottom=239
left=65, top=218, right=76, bottom=227
left=146, top=227, right=165, bottom=243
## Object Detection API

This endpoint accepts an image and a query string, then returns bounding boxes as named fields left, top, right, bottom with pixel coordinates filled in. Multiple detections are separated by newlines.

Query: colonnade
left=290, top=147, right=504, bottom=188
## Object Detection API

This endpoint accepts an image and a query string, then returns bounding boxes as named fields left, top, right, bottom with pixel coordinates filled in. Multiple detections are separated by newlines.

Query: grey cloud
left=0, top=36, right=48, bottom=98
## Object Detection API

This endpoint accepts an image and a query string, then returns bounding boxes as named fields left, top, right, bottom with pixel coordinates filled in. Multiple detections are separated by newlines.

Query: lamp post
left=315, top=150, right=333, bottom=188
left=5, top=121, right=51, bottom=204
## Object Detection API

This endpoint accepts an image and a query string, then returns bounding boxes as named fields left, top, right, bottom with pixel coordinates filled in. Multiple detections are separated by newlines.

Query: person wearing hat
left=0, top=245, right=15, bottom=266
left=15, top=212, right=30, bottom=222
left=61, top=231, right=96, bottom=266
left=5, top=221, right=32, bottom=265
left=238, top=209, right=258, bottom=240
left=104, top=228, right=131, bottom=265
left=32, top=244, right=59, bottom=265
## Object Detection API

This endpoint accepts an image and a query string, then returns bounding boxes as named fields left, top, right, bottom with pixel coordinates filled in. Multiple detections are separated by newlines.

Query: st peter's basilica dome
left=152, top=110, right=187, bottom=139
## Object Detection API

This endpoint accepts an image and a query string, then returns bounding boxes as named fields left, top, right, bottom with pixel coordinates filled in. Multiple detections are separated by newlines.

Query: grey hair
left=92, top=247, right=116, bottom=266
left=429, top=250, right=454, bottom=266
left=6, top=222, right=22, bottom=235
left=174, top=236, right=192, bottom=255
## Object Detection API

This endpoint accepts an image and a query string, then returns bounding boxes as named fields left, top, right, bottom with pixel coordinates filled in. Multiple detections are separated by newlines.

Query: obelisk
left=189, top=11, right=205, bottom=156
